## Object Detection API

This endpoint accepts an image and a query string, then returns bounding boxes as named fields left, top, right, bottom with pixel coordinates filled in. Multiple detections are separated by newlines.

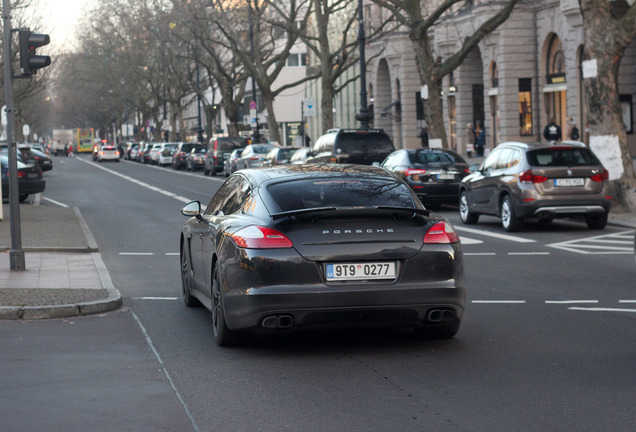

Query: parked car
left=185, top=145, right=207, bottom=171
left=264, top=146, right=302, bottom=167
left=233, top=143, right=279, bottom=171
left=179, top=164, right=465, bottom=346
left=305, top=128, right=395, bottom=165
left=172, top=142, right=198, bottom=170
left=204, top=136, right=249, bottom=176
left=149, top=143, right=163, bottom=164
left=289, top=147, right=311, bottom=164
left=459, top=141, right=611, bottom=231
left=129, top=144, right=140, bottom=161
left=157, top=143, right=178, bottom=166
left=381, top=148, right=469, bottom=207
left=222, top=149, right=243, bottom=177
left=30, top=148, right=53, bottom=171
left=1, top=155, right=46, bottom=202
left=137, top=142, right=153, bottom=163
left=125, top=143, right=139, bottom=160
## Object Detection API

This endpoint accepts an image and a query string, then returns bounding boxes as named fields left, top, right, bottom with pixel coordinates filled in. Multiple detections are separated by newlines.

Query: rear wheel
left=586, top=212, right=608, bottom=230
left=459, top=191, right=479, bottom=224
left=500, top=196, right=522, bottom=232
left=181, top=243, right=199, bottom=307
left=19, top=193, right=29, bottom=203
left=212, top=263, right=249, bottom=346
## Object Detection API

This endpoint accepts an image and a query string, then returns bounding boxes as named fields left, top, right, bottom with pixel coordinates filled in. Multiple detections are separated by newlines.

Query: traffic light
left=18, top=28, right=51, bottom=77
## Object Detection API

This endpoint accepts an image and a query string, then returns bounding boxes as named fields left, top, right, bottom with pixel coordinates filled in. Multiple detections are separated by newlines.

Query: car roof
left=496, top=141, right=593, bottom=151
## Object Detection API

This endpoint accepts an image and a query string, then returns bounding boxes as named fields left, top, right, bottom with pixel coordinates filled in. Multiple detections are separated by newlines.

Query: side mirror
left=181, top=201, right=202, bottom=219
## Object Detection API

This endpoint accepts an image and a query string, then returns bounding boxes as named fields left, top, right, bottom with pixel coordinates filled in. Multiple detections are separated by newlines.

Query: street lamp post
left=356, top=0, right=372, bottom=130
left=248, top=1, right=260, bottom=143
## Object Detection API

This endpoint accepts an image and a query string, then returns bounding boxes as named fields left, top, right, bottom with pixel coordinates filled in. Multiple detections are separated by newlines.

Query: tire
left=500, top=195, right=522, bottom=232
left=586, top=212, right=608, bottom=230
left=459, top=191, right=479, bottom=224
left=414, top=319, right=461, bottom=339
left=181, top=243, right=200, bottom=307
left=19, top=193, right=29, bottom=203
left=211, top=167, right=216, bottom=176
left=212, top=263, right=249, bottom=346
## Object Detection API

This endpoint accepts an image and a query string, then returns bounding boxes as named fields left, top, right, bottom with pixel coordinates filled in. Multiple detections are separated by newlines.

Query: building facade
left=363, top=0, right=635, bottom=157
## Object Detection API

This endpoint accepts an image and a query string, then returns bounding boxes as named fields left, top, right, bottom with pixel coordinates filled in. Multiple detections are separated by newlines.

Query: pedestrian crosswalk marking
left=547, top=230, right=635, bottom=254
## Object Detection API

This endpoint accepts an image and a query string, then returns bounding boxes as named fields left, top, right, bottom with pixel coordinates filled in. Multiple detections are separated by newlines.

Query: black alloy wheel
left=181, top=242, right=199, bottom=307
left=212, top=263, right=247, bottom=346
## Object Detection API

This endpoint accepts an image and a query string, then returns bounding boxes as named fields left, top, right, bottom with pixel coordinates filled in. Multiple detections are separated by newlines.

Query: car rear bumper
left=515, top=198, right=611, bottom=218
left=224, top=284, right=465, bottom=331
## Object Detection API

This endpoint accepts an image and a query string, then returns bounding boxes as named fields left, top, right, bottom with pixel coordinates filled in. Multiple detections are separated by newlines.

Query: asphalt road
left=2, top=154, right=635, bottom=432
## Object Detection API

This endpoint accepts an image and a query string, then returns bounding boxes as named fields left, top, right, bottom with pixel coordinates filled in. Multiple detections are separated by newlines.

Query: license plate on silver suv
left=326, top=262, right=396, bottom=281
left=555, top=178, right=584, bottom=187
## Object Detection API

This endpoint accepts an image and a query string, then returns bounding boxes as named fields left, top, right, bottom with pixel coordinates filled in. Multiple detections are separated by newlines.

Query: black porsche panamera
left=180, top=164, right=466, bottom=346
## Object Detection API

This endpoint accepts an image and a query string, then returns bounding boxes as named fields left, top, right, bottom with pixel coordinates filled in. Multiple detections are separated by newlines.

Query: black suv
left=305, top=129, right=395, bottom=165
left=172, top=142, right=198, bottom=170
left=204, top=136, right=249, bottom=176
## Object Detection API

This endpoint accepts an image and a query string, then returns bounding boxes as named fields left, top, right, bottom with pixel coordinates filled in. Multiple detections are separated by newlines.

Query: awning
left=542, top=83, right=568, bottom=93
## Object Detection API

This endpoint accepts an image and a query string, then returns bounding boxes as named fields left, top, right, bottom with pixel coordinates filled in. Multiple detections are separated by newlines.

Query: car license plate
left=555, top=178, right=584, bottom=187
left=437, top=173, right=455, bottom=180
left=27, top=173, right=38, bottom=178
left=326, top=262, right=396, bottom=281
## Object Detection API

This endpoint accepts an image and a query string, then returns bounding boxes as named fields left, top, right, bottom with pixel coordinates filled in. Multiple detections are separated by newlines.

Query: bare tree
left=579, top=0, right=636, bottom=210
left=371, top=0, right=519, bottom=148
left=208, top=0, right=315, bottom=144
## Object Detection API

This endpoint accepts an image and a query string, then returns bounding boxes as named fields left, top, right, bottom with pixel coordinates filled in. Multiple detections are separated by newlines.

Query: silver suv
left=459, top=141, right=611, bottom=231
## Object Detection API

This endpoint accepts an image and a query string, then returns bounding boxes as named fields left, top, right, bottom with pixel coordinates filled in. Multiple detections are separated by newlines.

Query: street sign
left=23, top=124, right=30, bottom=137
left=304, top=97, right=316, bottom=117
left=249, top=100, right=257, bottom=110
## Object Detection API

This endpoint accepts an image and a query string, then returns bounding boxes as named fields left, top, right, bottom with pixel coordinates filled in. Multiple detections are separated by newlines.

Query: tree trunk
left=262, top=89, right=281, bottom=144
left=580, top=0, right=636, bottom=210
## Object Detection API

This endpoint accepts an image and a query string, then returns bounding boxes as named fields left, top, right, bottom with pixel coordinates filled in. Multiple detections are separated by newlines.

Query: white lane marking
left=545, top=300, right=598, bottom=304
left=132, top=297, right=179, bottom=300
left=508, top=252, right=550, bottom=256
left=42, top=197, right=70, bottom=207
left=454, top=226, right=536, bottom=243
left=569, top=307, right=636, bottom=313
left=460, top=236, right=483, bottom=245
left=471, top=300, right=526, bottom=304
left=619, top=300, right=636, bottom=304
left=464, top=252, right=497, bottom=256
left=77, top=157, right=193, bottom=203
left=130, top=310, right=202, bottom=432
left=547, top=230, right=635, bottom=254
left=120, top=252, right=155, bottom=256
left=165, top=253, right=180, bottom=256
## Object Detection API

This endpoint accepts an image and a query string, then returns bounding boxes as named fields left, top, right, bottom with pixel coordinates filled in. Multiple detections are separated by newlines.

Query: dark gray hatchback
left=459, top=142, right=611, bottom=231
left=180, top=165, right=465, bottom=346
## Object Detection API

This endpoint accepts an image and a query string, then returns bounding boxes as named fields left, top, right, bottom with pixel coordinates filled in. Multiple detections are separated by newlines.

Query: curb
left=0, top=208, right=123, bottom=320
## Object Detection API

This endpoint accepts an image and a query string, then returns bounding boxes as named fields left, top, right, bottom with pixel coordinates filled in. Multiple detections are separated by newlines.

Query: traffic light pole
left=2, top=0, right=26, bottom=270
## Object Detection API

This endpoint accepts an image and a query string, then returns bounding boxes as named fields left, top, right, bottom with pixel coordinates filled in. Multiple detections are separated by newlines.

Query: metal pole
left=356, top=0, right=371, bottom=129
left=2, top=0, right=26, bottom=270
left=248, top=2, right=260, bottom=143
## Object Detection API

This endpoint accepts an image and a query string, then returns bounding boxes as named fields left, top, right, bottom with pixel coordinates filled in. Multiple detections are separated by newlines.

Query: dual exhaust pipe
left=261, top=314, right=294, bottom=330
left=426, top=308, right=456, bottom=323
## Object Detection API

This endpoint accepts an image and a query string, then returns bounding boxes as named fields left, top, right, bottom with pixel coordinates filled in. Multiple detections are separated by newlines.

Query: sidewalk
left=0, top=203, right=122, bottom=319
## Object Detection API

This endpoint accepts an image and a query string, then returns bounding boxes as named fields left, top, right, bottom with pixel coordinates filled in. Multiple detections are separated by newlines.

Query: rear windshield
left=527, top=147, right=601, bottom=167
left=268, top=178, right=415, bottom=211
left=252, top=144, right=276, bottom=154
left=278, top=148, right=297, bottom=159
left=216, top=138, right=248, bottom=151
left=411, top=150, right=465, bottom=164
left=336, top=133, right=393, bottom=154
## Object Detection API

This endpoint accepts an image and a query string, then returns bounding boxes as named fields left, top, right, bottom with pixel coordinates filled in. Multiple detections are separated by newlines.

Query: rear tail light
left=423, top=221, right=460, bottom=244
left=404, top=168, right=427, bottom=179
left=519, top=170, right=548, bottom=184
left=17, top=170, right=26, bottom=179
left=230, top=226, right=293, bottom=249
left=590, top=169, right=609, bottom=182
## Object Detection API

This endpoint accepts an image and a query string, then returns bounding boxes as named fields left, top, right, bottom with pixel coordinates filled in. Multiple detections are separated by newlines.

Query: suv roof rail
left=336, top=128, right=386, bottom=134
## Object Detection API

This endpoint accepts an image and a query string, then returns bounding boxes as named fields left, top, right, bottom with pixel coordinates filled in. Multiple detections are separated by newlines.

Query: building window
left=518, top=78, right=533, bottom=136
left=491, top=62, right=499, bottom=88
left=286, top=53, right=307, bottom=67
